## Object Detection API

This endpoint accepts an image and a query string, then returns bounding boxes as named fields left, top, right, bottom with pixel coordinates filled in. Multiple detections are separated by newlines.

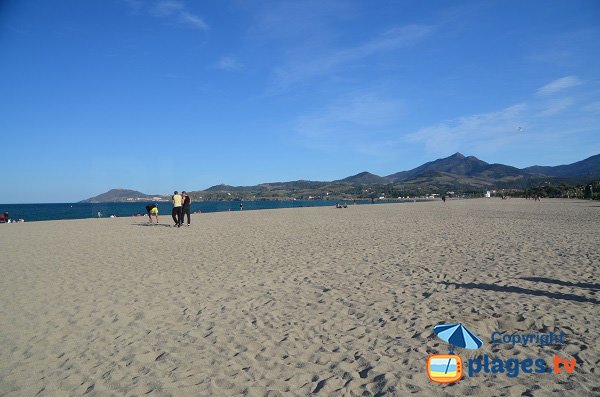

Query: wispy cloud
left=407, top=76, right=596, bottom=156
left=295, top=93, right=404, bottom=152
left=537, top=76, right=581, bottom=96
left=272, top=24, right=434, bottom=91
left=407, top=104, right=527, bottom=154
left=151, top=1, right=208, bottom=30
left=247, top=0, right=357, bottom=44
left=294, top=76, right=597, bottom=159
left=123, top=0, right=143, bottom=13
left=583, top=101, right=600, bottom=113
left=214, top=56, right=243, bottom=71
left=536, top=97, right=574, bottom=117
left=126, top=0, right=208, bottom=30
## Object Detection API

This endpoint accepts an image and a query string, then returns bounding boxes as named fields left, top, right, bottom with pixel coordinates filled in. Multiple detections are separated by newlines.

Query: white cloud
left=247, top=0, right=356, bottom=43
left=537, top=76, right=581, bottom=96
left=405, top=75, right=599, bottom=156
left=295, top=93, right=404, bottom=151
left=272, top=24, right=434, bottom=90
left=583, top=101, right=600, bottom=113
left=214, top=56, right=243, bottom=71
left=293, top=74, right=599, bottom=159
left=536, top=97, right=574, bottom=117
left=407, top=104, right=527, bottom=154
left=123, top=0, right=143, bottom=13
left=127, top=0, right=208, bottom=30
left=178, top=11, right=209, bottom=30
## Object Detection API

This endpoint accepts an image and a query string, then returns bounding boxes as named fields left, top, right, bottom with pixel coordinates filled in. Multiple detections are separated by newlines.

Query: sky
left=1, top=0, right=599, bottom=203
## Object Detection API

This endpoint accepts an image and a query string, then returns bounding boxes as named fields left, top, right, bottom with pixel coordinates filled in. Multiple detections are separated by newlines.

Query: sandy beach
left=0, top=198, right=598, bottom=396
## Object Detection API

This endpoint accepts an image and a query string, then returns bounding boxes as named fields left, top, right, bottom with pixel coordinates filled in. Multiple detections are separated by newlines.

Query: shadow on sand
left=520, top=277, right=600, bottom=291
left=131, top=223, right=173, bottom=228
left=442, top=281, right=599, bottom=304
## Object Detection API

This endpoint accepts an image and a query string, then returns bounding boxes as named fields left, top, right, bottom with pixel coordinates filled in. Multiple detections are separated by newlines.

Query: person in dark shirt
left=182, top=191, right=192, bottom=226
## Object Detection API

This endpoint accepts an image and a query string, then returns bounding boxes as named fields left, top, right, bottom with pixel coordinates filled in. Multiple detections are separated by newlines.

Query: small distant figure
left=0, top=212, right=8, bottom=223
left=146, top=204, right=159, bottom=224
left=336, top=202, right=342, bottom=208
left=371, top=198, right=375, bottom=204
left=97, top=211, right=102, bottom=218
left=240, top=203, right=243, bottom=211
left=442, top=195, right=446, bottom=203
left=182, top=191, right=191, bottom=226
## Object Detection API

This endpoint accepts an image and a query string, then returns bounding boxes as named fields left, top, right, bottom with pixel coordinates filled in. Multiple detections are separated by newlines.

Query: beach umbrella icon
left=434, top=323, right=482, bottom=353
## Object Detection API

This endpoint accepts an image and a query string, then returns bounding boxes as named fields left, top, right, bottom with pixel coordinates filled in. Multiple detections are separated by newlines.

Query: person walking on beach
left=146, top=204, right=159, bottom=224
left=240, top=202, right=243, bottom=211
left=181, top=191, right=191, bottom=226
left=172, top=191, right=183, bottom=227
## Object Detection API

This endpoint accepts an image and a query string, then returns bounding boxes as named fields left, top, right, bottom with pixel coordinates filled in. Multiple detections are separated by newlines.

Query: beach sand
left=1, top=198, right=599, bottom=396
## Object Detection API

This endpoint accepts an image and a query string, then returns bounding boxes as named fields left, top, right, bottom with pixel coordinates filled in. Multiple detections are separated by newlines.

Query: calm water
left=0, top=199, right=413, bottom=222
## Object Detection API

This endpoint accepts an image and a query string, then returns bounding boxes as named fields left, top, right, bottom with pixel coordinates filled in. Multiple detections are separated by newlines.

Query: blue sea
left=0, top=199, right=413, bottom=222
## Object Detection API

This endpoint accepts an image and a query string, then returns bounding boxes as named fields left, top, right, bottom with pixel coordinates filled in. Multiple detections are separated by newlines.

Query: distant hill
left=334, top=171, right=390, bottom=185
left=523, top=154, right=600, bottom=179
left=81, top=153, right=600, bottom=201
left=80, top=189, right=167, bottom=203
left=204, top=184, right=250, bottom=192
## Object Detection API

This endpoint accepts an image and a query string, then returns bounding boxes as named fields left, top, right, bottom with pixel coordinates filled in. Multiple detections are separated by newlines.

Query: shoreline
left=0, top=198, right=437, bottom=223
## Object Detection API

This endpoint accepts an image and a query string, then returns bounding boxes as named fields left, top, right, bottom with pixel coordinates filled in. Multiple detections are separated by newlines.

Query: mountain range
left=81, top=153, right=600, bottom=202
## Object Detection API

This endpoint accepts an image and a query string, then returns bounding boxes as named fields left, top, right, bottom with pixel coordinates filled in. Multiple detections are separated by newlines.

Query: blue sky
left=1, top=0, right=599, bottom=203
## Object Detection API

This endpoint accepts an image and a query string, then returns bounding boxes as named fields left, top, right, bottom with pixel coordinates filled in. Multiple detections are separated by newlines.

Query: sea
left=0, top=199, right=415, bottom=222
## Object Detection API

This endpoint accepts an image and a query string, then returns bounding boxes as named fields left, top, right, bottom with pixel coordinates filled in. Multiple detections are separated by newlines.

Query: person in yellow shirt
left=172, top=191, right=183, bottom=227
left=146, top=204, right=159, bottom=224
